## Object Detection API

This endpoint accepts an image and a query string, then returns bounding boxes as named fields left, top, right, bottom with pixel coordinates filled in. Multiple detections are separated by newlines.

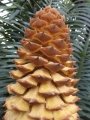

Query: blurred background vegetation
left=0, top=0, right=90, bottom=119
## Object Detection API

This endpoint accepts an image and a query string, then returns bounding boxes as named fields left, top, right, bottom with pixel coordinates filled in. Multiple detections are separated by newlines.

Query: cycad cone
left=4, top=6, right=80, bottom=120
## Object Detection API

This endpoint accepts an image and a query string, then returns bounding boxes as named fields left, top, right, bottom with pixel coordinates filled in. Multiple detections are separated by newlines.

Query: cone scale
left=4, top=6, right=80, bottom=120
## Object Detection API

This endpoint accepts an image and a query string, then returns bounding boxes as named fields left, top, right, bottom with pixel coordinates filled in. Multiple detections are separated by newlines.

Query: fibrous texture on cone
left=4, top=6, right=80, bottom=120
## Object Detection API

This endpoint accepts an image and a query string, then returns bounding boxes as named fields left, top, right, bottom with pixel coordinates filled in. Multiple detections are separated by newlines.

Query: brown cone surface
left=4, top=6, right=80, bottom=120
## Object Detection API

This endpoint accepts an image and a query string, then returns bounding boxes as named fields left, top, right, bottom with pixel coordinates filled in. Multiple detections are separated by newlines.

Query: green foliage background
left=0, top=0, right=90, bottom=119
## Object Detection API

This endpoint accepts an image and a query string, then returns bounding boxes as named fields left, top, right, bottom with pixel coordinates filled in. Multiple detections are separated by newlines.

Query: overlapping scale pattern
left=4, top=6, right=80, bottom=120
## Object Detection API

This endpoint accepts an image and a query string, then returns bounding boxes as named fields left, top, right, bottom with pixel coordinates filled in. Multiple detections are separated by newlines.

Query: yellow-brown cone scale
left=4, top=6, right=80, bottom=120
